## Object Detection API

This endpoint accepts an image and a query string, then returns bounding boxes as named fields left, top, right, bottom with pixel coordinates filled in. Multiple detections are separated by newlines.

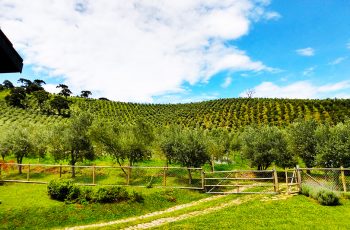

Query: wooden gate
left=203, top=169, right=278, bottom=194
left=285, top=168, right=300, bottom=194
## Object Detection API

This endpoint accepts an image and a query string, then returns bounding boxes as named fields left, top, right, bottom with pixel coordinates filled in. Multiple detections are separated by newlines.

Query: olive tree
left=241, top=126, right=294, bottom=170
left=160, top=126, right=209, bottom=184
left=48, top=112, right=95, bottom=177
left=315, top=121, right=350, bottom=168
left=288, top=120, right=318, bottom=168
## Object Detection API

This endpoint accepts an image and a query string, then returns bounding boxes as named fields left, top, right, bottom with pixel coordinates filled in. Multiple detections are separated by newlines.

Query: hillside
left=1, top=90, right=350, bottom=130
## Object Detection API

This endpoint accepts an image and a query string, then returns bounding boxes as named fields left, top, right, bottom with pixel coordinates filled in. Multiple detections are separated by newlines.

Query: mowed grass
left=0, top=183, right=208, bottom=229
left=154, top=195, right=350, bottom=230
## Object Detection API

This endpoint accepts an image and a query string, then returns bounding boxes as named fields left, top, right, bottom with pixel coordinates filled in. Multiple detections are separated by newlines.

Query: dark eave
left=0, top=28, right=23, bottom=73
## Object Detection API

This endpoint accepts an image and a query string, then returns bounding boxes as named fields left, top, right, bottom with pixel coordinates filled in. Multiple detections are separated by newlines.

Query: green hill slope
left=1, top=90, right=349, bottom=130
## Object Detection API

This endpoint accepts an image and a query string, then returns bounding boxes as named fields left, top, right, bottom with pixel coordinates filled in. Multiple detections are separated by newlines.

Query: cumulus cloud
left=329, top=57, right=347, bottom=65
left=296, top=47, right=315, bottom=56
left=221, top=76, right=232, bottom=88
left=239, top=80, right=350, bottom=99
left=0, top=0, right=277, bottom=102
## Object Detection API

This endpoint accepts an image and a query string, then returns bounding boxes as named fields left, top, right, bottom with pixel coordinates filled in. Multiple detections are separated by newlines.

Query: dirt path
left=64, top=194, right=230, bottom=230
left=122, top=195, right=252, bottom=230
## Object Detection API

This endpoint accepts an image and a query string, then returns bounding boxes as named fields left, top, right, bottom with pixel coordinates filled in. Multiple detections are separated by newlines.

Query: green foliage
left=288, top=120, right=318, bottom=168
left=5, top=87, right=27, bottom=108
left=94, top=186, right=129, bottom=203
left=32, top=90, right=50, bottom=110
left=47, top=179, right=79, bottom=201
left=47, top=179, right=142, bottom=204
left=301, top=184, right=340, bottom=206
left=315, top=120, right=350, bottom=168
left=91, top=119, right=154, bottom=167
left=48, top=112, right=95, bottom=177
left=50, top=95, right=70, bottom=115
left=3, top=80, right=14, bottom=89
left=160, top=126, right=209, bottom=168
left=241, top=126, right=294, bottom=170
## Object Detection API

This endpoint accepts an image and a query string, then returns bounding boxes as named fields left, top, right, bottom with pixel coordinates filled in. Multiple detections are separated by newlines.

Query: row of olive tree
left=239, top=119, right=350, bottom=170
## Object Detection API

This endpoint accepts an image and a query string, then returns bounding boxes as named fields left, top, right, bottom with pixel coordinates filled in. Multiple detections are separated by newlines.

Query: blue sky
left=1, top=0, right=350, bottom=103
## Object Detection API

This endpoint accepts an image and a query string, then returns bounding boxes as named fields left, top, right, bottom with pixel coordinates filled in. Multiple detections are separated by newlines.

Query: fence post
left=285, top=168, right=289, bottom=195
left=163, top=167, right=167, bottom=186
left=92, top=165, right=96, bottom=185
left=296, top=165, right=302, bottom=192
left=201, top=169, right=205, bottom=190
left=341, top=166, right=347, bottom=192
left=59, top=164, right=62, bottom=178
left=273, top=167, right=279, bottom=193
left=27, top=164, right=30, bottom=181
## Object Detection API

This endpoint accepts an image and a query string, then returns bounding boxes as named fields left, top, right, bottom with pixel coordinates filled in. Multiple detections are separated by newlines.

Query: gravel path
left=64, top=194, right=229, bottom=230
left=122, top=195, right=252, bottom=230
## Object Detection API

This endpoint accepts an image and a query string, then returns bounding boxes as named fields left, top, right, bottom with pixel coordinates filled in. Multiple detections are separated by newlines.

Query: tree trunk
left=17, top=156, right=23, bottom=174
left=116, top=158, right=127, bottom=175
left=187, top=168, right=192, bottom=185
left=71, top=150, right=76, bottom=178
left=211, top=155, right=215, bottom=172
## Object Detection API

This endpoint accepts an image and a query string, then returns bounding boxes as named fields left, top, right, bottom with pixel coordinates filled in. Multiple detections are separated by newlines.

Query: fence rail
left=2, top=163, right=349, bottom=194
left=0, top=163, right=203, bottom=189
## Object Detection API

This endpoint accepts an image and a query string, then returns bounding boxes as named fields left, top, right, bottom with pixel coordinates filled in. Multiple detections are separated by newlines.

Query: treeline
left=0, top=79, right=93, bottom=116
left=1, top=111, right=350, bottom=177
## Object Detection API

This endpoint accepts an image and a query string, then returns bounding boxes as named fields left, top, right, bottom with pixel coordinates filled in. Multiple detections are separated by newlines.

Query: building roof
left=0, top=28, right=23, bottom=73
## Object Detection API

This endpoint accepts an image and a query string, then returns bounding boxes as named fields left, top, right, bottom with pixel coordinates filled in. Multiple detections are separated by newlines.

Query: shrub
left=48, top=179, right=79, bottom=201
left=78, top=187, right=94, bottom=204
left=301, top=185, right=310, bottom=197
left=316, top=189, right=340, bottom=206
left=341, top=192, right=350, bottom=200
left=130, top=191, right=144, bottom=203
left=301, top=184, right=340, bottom=206
left=93, top=186, right=129, bottom=203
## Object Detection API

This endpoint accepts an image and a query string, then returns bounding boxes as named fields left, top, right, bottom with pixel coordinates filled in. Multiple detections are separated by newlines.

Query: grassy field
left=155, top=195, right=350, bottom=229
left=0, top=183, right=208, bottom=229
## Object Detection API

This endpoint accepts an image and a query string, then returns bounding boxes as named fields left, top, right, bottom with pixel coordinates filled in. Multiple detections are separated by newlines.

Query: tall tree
left=160, top=126, right=209, bottom=184
left=5, top=87, right=27, bottom=108
left=50, top=95, right=69, bottom=115
left=80, top=90, right=92, bottom=98
left=48, top=112, right=95, bottom=177
left=3, top=80, right=14, bottom=89
left=56, top=84, right=72, bottom=98
left=5, top=124, right=35, bottom=174
left=288, top=120, right=318, bottom=168
left=32, top=90, right=50, bottom=111
left=315, top=121, right=350, bottom=168
left=241, top=126, right=293, bottom=170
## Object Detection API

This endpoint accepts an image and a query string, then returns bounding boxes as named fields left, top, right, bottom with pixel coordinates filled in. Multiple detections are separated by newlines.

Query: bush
left=316, top=189, right=340, bottom=206
left=47, top=179, right=79, bottom=201
left=48, top=180, right=143, bottom=204
left=301, top=184, right=340, bottom=206
left=130, top=191, right=144, bottom=203
left=93, top=186, right=129, bottom=203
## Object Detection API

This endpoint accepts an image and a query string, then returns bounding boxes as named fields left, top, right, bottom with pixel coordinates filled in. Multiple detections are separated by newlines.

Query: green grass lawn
left=155, top=195, right=350, bottom=230
left=0, top=183, right=208, bottom=229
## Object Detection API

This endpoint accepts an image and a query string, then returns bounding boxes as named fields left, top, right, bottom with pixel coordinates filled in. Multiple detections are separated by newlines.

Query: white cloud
left=239, top=80, right=350, bottom=99
left=264, top=11, right=281, bottom=20
left=347, top=42, right=350, bottom=49
left=329, top=57, right=347, bottom=65
left=296, top=47, right=315, bottom=56
left=0, top=0, right=276, bottom=102
left=221, top=76, right=232, bottom=88
left=302, top=66, right=316, bottom=76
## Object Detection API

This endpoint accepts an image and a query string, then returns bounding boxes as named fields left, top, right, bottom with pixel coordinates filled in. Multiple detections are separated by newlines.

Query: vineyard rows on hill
left=1, top=92, right=349, bottom=129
